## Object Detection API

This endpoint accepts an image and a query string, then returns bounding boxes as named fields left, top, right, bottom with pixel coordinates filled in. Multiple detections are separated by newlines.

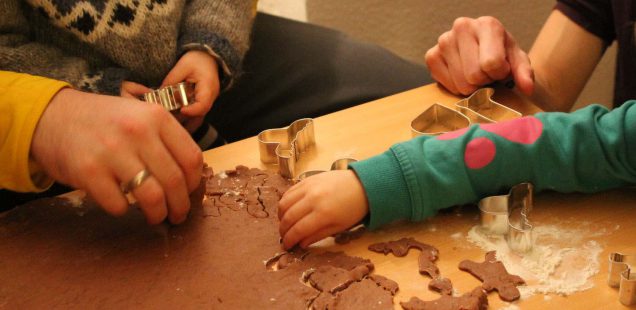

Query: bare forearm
left=526, top=10, right=605, bottom=112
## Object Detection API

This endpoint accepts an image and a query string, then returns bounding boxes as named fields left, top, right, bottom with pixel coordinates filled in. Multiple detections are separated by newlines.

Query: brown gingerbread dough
left=265, top=249, right=309, bottom=271
left=309, top=278, right=395, bottom=310
left=303, top=265, right=371, bottom=293
left=296, top=252, right=397, bottom=309
left=368, top=274, right=399, bottom=295
left=203, top=165, right=286, bottom=218
left=368, top=237, right=437, bottom=257
left=368, top=237, right=440, bottom=278
left=458, top=251, right=525, bottom=301
left=334, top=226, right=366, bottom=244
left=400, top=287, right=488, bottom=310
left=428, top=277, right=453, bottom=296
left=1, top=166, right=402, bottom=309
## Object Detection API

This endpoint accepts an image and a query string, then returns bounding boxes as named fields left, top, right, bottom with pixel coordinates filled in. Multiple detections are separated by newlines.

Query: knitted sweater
left=351, top=103, right=636, bottom=229
left=0, top=0, right=257, bottom=95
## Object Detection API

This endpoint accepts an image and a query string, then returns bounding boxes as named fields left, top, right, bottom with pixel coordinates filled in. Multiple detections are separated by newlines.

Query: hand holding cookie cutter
left=478, top=183, right=534, bottom=254
left=296, top=158, right=358, bottom=181
left=608, top=252, right=636, bottom=306
left=142, top=82, right=194, bottom=111
left=257, top=118, right=315, bottom=179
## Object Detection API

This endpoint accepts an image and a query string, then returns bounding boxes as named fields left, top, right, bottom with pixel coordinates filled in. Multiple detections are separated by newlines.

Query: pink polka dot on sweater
left=464, top=137, right=496, bottom=169
left=480, top=116, right=543, bottom=144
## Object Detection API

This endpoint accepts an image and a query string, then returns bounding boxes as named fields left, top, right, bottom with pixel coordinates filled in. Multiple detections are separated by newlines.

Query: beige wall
left=306, top=0, right=616, bottom=109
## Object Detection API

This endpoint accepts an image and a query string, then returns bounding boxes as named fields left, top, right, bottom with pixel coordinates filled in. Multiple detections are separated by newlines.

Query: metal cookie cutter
left=608, top=252, right=636, bottom=306
left=411, top=103, right=471, bottom=137
left=296, top=158, right=358, bottom=181
left=455, top=88, right=521, bottom=124
left=478, top=183, right=534, bottom=254
left=143, top=82, right=194, bottom=111
left=257, top=118, right=315, bottom=179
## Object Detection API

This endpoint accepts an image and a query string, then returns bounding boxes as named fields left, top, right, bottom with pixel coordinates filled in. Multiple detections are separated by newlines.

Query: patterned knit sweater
left=0, top=0, right=256, bottom=94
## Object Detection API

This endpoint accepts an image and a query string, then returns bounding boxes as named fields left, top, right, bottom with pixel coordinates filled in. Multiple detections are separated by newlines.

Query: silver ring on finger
left=122, top=169, right=152, bottom=193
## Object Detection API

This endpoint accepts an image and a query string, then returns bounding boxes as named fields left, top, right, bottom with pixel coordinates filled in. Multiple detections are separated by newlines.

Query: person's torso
left=23, top=0, right=185, bottom=85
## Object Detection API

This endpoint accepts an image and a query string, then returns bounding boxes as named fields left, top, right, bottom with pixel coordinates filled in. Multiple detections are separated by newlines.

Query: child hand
left=120, top=81, right=152, bottom=99
left=278, top=170, right=369, bottom=249
left=162, top=50, right=220, bottom=131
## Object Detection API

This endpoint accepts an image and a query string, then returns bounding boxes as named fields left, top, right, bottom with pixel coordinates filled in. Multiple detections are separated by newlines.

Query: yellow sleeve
left=0, top=71, right=69, bottom=192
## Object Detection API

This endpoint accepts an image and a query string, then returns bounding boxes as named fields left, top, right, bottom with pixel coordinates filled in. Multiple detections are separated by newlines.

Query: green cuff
left=350, top=150, right=413, bottom=230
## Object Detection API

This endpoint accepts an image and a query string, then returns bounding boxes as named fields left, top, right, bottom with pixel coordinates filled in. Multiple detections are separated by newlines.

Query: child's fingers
left=120, top=91, right=138, bottom=99
left=162, top=64, right=188, bottom=87
left=121, top=81, right=151, bottom=98
left=298, top=225, right=340, bottom=248
left=180, top=77, right=218, bottom=117
left=281, top=178, right=306, bottom=197
left=278, top=183, right=307, bottom=219
left=282, top=212, right=324, bottom=250
left=279, top=197, right=312, bottom=237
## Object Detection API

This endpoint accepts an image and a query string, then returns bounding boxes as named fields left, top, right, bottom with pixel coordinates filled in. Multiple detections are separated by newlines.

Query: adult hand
left=424, top=16, right=534, bottom=96
left=278, top=170, right=369, bottom=249
left=30, top=88, right=204, bottom=225
left=162, top=50, right=220, bottom=133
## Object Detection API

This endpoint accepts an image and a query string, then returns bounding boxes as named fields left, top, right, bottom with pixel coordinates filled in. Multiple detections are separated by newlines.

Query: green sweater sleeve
left=351, top=103, right=636, bottom=229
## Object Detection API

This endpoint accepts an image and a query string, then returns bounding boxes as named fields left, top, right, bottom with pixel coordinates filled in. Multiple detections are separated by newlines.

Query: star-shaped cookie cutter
left=410, top=88, right=522, bottom=136
left=608, top=252, right=636, bottom=306
left=257, top=118, right=315, bottom=179
left=295, top=158, right=357, bottom=181
left=478, top=183, right=534, bottom=254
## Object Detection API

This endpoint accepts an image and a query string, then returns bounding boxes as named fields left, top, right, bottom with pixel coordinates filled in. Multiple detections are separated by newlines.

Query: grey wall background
left=263, top=0, right=617, bottom=110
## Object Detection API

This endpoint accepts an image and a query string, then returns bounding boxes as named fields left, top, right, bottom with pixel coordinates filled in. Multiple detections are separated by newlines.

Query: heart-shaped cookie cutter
left=257, top=118, right=315, bottom=179
left=296, top=158, right=358, bottom=181
left=410, top=103, right=471, bottom=137
left=478, top=183, right=534, bottom=254
left=143, top=82, right=195, bottom=111
left=608, top=252, right=636, bottom=306
left=411, top=88, right=522, bottom=137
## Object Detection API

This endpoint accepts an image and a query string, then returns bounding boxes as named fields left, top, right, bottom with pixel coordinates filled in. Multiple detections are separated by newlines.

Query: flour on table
left=498, top=304, right=520, bottom=310
left=466, top=225, right=603, bottom=299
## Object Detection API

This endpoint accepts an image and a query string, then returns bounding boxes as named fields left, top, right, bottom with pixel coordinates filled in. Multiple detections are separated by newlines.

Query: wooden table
left=2, top=84, right=635, bottom=309
left=204, top=83, right=636, bottom=309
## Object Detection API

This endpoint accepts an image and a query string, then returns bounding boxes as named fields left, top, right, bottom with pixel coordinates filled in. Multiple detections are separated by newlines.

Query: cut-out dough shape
left=459, top=251, right=525, bottom=301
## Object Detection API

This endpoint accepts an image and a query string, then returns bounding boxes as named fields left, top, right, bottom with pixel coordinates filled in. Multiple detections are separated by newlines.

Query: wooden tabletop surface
left=202, top=83, right=636, bottom=309
left=2, top=84, right=635, bottom=309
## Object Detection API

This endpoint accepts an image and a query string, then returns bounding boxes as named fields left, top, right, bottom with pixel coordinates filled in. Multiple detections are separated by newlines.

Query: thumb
left=121, top=81, right=152, bottom=98
left=505, top=32, right=534, bottom=96
left=162, top=62, right=189, bottom=87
